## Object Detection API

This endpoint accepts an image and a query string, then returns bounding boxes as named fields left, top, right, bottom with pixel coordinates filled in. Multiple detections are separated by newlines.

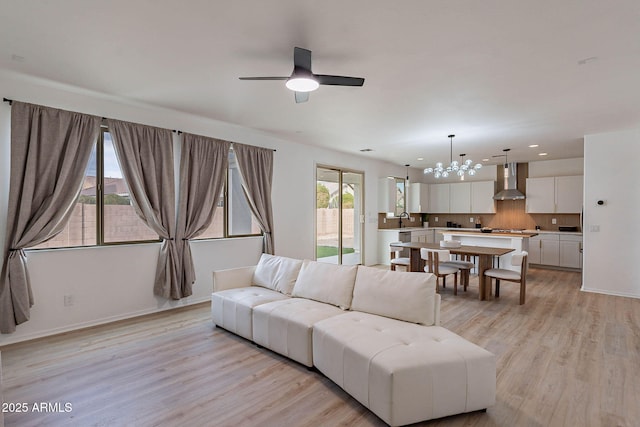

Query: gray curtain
left=176, top=133, right=230, bottom=297
left=233, top=143, right=275, bottom=254
left=1, top=102, right=101, bottom=333
left=106, top=119, right=180, bottom=299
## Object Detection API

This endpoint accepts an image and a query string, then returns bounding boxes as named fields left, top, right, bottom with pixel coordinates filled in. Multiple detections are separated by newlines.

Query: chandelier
left=423, top=134, right=482, bottom=179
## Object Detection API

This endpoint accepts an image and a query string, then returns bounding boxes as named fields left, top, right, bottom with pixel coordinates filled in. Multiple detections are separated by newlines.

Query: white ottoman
left=211, top=287, right=289, bottom=340
left=313, top=312, right=496, bottom=426
left=252, top=298, right=345, bottom=367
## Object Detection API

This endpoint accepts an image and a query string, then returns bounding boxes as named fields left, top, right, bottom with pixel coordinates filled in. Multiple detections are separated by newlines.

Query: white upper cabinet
left=449, top=182, right=471, bottom=213
left=555, top=175, right=583, bottom=213
left=526, top=177, right=556, bottom=213
left=408, top=183, right=429, bottom=212
left=429, top=183, right=450, bottom=213
left=427, top=180, right=495, bottom=213
left=471, top=181, right=496, bottom=213
left=526, top=175, right=583, bottom=213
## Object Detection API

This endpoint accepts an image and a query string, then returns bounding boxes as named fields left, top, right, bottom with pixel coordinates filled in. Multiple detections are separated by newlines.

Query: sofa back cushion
left=351, top=266, right=438, bottom=325
left=252, top=254, right=303, bottom=295
left=291, top=260, right=358, bottom=309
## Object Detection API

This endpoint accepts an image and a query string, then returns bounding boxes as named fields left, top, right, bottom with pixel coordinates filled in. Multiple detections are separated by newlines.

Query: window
left=32, top=129, right=159, bottom=249
left=394, top=177, right=406, bottom=216
left=31, top=132, right=260, bottom=249
left=196, top=150, right=261, bottom=239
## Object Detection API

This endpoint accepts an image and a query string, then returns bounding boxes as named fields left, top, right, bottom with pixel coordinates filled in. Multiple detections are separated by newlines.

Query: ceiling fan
left=239, top=47, right=365, bottom=103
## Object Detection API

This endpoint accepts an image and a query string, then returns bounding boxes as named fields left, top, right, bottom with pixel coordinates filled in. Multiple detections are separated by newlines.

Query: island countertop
left=442, top=230, right=538, bottom=238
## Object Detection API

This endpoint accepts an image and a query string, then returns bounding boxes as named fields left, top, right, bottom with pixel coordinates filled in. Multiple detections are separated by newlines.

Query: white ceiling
left=2, top=0, right=639, bottom=168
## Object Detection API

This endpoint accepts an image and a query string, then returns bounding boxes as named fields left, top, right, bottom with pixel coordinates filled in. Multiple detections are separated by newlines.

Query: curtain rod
left=3, top=97, right=275, bottom=151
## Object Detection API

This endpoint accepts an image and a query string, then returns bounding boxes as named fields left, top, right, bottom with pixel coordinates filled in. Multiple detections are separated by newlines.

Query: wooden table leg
left=409, top=248, right=423, bottom=272
left=477, top=255, right=493, bottom=300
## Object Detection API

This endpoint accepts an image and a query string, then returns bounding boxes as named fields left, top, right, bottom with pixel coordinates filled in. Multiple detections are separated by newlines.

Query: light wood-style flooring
left=1, top=267, right=639, bottom=427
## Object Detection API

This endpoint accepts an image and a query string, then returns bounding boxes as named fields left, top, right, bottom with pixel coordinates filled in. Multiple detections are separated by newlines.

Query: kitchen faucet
left=399, top=211, right=410, bottom=228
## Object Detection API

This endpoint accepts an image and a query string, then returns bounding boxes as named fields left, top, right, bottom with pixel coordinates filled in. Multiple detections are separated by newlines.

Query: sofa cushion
left=291, top=260, right=357, bottom=310
left=313, top=312, right=496, bottom=426
left=252, top=254, right=303, bottom=295
left=211, top=287, right=289, bottom=340
left=351, top=266, right=438, bottom=326
left=252, top=298, right=344, bottom=367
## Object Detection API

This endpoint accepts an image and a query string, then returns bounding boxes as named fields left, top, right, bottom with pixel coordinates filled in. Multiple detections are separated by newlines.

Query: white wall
left=0, top=69, right=405, bottom=344
left=583, top=128, right=640, bottom=298
left=528, top=158, right=584, bottom=177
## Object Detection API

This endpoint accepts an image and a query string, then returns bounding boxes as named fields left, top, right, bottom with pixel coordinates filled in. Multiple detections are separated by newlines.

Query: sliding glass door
left=316, top=166, right=364, bottom=265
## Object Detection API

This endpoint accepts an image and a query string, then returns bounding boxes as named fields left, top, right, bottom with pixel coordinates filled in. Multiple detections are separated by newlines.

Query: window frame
left=28, top=130, right=262, bottom=250
left=196, top=149, right=262, bottom=240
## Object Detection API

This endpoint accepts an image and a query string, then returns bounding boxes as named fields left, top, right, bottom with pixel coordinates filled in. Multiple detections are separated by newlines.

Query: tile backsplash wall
left=380, top=199, right=581, bottom=231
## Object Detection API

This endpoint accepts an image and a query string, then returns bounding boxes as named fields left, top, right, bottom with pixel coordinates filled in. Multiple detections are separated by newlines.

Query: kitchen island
left=441, top=230, right=537, bottom=271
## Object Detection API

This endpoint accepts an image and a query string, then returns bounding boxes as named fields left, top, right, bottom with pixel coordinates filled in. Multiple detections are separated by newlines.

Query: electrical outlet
left=434, top=217, right=439, bottom=222
left=64, top=295, right=74, bottom=307
left=383, top=218, right=386, bottom=223
left=410, top=217, right=415, bottom=222
left=470, top=217, right=474, bottom=223
left=552, top=218, right=557, bottom=224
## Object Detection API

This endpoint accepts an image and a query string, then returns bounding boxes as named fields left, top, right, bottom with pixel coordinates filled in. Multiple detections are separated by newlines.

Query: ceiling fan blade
left=239, top=76, right=289, bottom=80
left=295, top=91, right=309, bottom=103
left=293, top=47, right=312, bottom=71
left=315, top=74, right=365, bottom=86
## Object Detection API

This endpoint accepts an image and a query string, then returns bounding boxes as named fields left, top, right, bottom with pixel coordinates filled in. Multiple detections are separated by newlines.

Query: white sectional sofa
left=211, top=254, right=496, bottom=426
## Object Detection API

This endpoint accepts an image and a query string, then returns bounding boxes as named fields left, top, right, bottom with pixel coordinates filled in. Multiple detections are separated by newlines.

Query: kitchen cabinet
left=529, top=233, right=582, bottom=269
left=525, top=177, right=555, bottom=213
left=449, top=182, right=471, bottom=213
left=429, top=183, right=450, bottom=213
left=428, top=181, right=495, bottom=214
left=471, top=181, right=496, bottom=213
left=408, top=183, right=429, bottom=212
left=555, top=176, right=583, bottom=213
left=410, top=228, right=435, bottom=243
left=559, top=234, right=582, bottom=269
left=378, top=178, right=396, bottom=213
left=526, top=175, right=583, bottom=213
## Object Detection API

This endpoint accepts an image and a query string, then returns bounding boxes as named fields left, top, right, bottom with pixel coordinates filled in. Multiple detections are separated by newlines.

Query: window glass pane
left=228, top=151, right=261, bottom=236
left=394, top=177, right=406, bottom=216
left=31, top=143, right=99, bottom=248
left=103, top=132, right=159, bottom=243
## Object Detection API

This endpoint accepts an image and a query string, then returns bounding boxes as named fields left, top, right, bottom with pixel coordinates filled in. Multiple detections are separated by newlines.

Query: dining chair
left=390, top=242, right=410, bottom=271
left=440, top=243, right=475, bottom=292
left=483, top=251, right=528, bottom=304
left=420, top=248, right=460, bottom=294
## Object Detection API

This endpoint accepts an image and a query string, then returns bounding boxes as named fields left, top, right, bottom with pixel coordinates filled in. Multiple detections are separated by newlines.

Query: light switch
left=552, top=218, right=557, bottom=224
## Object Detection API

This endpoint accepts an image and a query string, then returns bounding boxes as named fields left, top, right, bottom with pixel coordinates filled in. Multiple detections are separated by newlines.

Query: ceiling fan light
left=286, top=77, right=319, bottom=92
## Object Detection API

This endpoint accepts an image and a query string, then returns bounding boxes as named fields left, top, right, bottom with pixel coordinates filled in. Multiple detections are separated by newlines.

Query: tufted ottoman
left=312, top=311, right=496, bottom=426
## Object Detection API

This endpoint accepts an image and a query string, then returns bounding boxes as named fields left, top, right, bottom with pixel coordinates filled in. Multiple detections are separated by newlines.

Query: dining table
left=390, top=241, right=514, bottom=300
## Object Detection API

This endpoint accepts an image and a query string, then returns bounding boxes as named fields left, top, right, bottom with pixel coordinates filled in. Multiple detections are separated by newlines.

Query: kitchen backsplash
left=379, top=199, right=581, bottom=232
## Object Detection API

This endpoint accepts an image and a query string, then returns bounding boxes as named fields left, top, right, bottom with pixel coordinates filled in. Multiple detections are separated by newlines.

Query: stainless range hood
left=494, top=162, right=525, bottom=200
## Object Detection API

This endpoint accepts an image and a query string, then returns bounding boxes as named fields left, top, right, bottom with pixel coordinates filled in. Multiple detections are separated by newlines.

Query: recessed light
left=539, top=152, right=548, bottom=156
left=417, top=157, right=424, bottom=161
left=528, top=144, right=539, bottom=148
left=482, top=158, right=489, bottom=162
